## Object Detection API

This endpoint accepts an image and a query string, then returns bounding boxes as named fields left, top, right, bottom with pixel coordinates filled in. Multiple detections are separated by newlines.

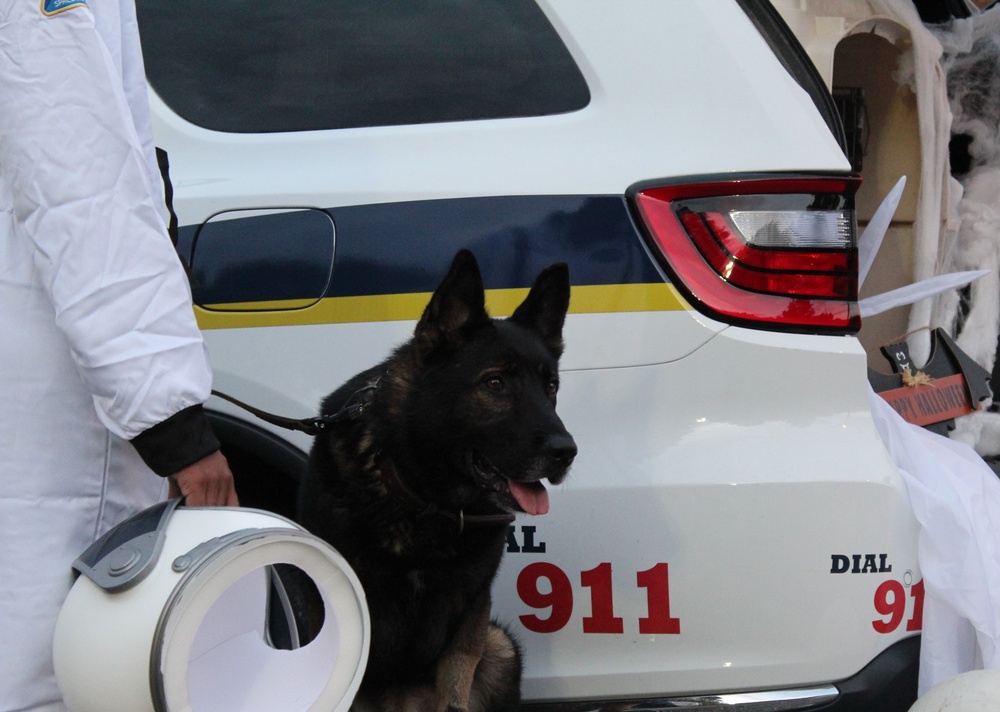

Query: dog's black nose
left=546, top=433, right=578, bottom=467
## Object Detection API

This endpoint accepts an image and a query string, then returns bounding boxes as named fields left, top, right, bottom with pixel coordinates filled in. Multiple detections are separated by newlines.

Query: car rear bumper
left=522, top=636, right=918, bottom=712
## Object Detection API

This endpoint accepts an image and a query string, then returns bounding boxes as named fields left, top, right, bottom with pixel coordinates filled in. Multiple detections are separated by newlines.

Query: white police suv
left=137, top=1, right=922, bottom=709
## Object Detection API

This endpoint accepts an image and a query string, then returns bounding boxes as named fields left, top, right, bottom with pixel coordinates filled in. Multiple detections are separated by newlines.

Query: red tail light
left=631, top=176, right=861, bottom=334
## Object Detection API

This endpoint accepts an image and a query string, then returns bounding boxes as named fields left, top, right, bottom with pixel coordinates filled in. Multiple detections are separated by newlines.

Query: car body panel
left=493, top=329, right=921, bottom=699
left=138, top=0, right=921, bottom=705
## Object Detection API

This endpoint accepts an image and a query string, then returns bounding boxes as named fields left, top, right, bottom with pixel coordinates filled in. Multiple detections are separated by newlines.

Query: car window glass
left=135, top=0, right=590, bottom=133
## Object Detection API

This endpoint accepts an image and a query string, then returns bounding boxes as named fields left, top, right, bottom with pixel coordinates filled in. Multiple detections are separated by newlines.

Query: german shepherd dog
left=296, top=249, right=577, bottom=712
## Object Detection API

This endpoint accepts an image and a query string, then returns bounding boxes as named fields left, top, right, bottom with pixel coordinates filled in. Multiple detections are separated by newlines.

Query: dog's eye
left=484, top=375, right=505, bottom=392
left=546, top=378, right=559, bottom=396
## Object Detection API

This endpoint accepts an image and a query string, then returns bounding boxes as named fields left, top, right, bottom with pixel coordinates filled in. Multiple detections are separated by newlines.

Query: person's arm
left=0, top=2, right=236, bottom=505
left=132, top=405, right=239, bottom=506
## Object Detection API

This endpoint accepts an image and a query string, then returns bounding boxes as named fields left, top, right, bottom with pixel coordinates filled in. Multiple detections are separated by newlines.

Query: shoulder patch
left=41, top=0, right=88, bottom=16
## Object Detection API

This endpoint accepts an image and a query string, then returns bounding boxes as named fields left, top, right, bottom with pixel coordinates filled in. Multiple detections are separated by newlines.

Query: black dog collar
left=377, top=458, right=516, bottom=534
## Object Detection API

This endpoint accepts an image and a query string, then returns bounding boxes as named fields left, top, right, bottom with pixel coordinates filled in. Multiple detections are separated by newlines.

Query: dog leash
left=211, top=382, right=516, bottom=533
left=209, top=381, right=378, bottom=436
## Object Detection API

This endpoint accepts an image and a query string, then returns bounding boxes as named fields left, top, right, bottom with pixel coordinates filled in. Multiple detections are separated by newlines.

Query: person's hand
left=168, top=450, right=239, bottom=506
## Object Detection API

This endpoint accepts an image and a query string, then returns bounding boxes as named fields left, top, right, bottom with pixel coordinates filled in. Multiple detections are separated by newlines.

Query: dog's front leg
left=434, top=590, right=491, bottom=712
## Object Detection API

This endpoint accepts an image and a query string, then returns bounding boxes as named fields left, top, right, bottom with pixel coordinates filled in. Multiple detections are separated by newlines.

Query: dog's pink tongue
left=508, top=480, right=549, bottom=515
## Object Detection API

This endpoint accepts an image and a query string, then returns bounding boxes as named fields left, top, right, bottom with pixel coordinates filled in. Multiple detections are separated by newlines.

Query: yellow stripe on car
left=194, top=283, right=689, bottom=330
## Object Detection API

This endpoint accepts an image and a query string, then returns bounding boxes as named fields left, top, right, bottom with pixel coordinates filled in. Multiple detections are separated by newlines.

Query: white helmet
left=53, top=499, right=369, bottom=712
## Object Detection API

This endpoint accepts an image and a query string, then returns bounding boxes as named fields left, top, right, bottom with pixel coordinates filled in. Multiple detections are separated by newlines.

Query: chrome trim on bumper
left=524, top=685, right=839, bottom=711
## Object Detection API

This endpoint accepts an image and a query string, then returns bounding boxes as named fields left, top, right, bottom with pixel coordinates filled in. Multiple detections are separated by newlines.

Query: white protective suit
left=0, top=1, right=219, bottom=710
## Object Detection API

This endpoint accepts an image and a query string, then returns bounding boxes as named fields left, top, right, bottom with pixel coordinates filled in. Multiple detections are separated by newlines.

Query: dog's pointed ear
left=510, top=262, right=570, bottom=357
left=414, top=249, right=490, bottom=355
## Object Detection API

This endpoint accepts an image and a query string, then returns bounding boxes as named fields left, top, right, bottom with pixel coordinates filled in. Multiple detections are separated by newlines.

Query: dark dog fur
left=296, top=249, right=576, bottom=712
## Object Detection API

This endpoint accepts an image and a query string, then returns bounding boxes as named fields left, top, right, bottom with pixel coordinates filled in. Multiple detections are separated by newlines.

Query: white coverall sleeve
left=0, top=3, right=214, bottom=455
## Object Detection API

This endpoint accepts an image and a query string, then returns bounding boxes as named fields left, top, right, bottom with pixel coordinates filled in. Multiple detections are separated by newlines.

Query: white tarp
left=869, top=385, right=1000, bottom=695
left=862, top=180, right=1000, bottom=695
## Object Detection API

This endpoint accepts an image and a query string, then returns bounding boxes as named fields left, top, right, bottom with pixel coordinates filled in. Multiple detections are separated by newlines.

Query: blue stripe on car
left=177, top=195, right=665, bottom=306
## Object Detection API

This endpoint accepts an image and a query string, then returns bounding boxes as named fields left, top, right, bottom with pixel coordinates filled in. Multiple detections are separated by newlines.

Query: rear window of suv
left=135, top=0, right=591, bottom=133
